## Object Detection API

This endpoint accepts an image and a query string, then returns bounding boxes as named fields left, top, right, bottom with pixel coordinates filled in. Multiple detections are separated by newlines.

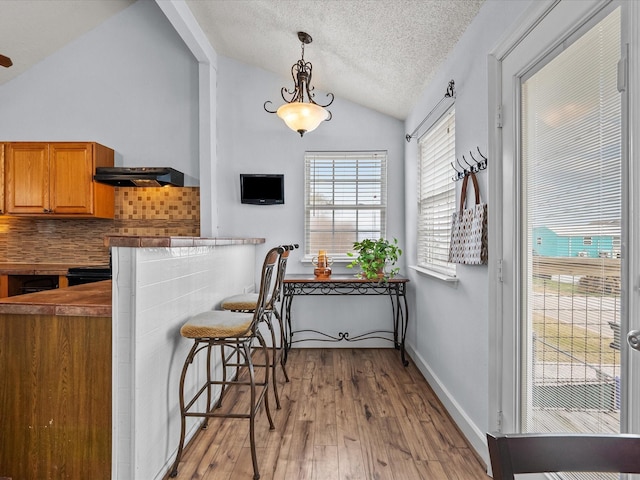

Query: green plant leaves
left=346, top=237, right=402, bottom=281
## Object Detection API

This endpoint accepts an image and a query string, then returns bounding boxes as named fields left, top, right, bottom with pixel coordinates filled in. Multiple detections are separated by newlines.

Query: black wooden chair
left=487, top=432, right=640, bottom=479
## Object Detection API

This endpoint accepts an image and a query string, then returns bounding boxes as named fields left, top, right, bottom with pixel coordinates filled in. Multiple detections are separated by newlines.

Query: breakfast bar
left=0, top=237, right=264, bottom=480
left=106, top=235, right=264, bottom=480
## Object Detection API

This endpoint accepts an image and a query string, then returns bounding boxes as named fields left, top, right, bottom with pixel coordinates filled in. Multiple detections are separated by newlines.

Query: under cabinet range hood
left=94, top=167, right=184, bottom=187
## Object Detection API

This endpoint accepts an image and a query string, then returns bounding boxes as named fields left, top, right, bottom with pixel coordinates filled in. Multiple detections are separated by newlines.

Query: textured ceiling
left=185, top=0, right=485, bottom=119
left=0, top=0, right=484, bottom=120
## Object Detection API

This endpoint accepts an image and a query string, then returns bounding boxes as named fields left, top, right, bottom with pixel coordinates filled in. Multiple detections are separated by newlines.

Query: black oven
left=66, top=265, right=112, bottom=286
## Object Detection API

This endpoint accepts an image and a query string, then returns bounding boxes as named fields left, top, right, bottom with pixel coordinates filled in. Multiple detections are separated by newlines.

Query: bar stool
left=169, top=246, right=281, bottom=480
left=220, top=243, right=297, bottom=409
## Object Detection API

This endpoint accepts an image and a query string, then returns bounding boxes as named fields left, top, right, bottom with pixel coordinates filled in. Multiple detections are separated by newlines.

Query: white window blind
left=304, top=151, right=387, bottom=258
left=417, top=108, right=456, bottom=276
left=521, top=6, right=621, bottom=456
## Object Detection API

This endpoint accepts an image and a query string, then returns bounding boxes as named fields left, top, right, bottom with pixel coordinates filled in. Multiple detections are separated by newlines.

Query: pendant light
left=264, top=31, right=334, bottom=137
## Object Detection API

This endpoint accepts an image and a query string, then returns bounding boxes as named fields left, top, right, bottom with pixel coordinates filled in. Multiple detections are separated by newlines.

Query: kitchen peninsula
left=0, top=236, right=264, bottom=480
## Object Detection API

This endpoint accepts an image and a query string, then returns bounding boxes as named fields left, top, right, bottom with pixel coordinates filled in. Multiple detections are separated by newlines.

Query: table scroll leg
left=391, top=285, right=399, bottom=348
left=389, top=284, right=409, bottom=366
left=282, top=288, right=294, bottom=363
left=400, top=285, right=409, bottom=366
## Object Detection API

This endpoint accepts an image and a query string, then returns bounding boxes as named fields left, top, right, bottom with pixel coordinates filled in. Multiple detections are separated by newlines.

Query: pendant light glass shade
left=264, top=31, right=334, bottom=137
left=276, top=102, right=329, bottom=136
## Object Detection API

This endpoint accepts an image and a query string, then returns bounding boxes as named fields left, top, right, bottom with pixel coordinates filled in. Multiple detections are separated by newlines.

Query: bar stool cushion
left=180, top=310, right=254, bottom=339
left=221, top=293, right=259, bottom=311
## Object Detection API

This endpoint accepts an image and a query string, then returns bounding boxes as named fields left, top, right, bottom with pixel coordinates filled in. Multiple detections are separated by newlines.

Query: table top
left=284, top=274, right=408, bottom=284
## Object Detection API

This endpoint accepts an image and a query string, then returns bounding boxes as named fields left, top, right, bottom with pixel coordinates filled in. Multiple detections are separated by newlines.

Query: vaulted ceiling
left=0, top=0, right=484, bottom=120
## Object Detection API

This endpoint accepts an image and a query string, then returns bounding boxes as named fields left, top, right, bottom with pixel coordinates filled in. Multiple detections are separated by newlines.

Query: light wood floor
left=166, top=348, right=489, bottom=480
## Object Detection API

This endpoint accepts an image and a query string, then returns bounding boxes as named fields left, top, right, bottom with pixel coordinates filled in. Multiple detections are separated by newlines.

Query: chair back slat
left=250, top=246, right=281, bottom=331
left=267, top=244, right=299, bottom=310
left=487, top=432, right=640, bottom=479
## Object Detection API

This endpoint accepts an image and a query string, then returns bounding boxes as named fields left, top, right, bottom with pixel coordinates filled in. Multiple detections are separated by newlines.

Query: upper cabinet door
left=49, top=143, right=94, bottom=215
left=5, top=143, right=50, bottom=214
left=3, top=142, right=114, bottom=218
left=0, top=143, right=5, bottom=214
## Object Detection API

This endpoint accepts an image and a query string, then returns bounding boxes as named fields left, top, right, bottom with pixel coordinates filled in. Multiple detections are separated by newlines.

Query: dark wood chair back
left=487, top=432, right=640, bottom=479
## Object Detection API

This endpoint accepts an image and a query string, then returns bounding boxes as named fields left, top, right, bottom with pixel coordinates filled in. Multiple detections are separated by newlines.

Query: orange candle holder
left=312, top=250, right=333, bottom=278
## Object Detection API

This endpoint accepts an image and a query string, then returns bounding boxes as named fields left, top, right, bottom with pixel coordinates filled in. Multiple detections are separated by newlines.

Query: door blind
left=521, top=8, right=622, bottom=471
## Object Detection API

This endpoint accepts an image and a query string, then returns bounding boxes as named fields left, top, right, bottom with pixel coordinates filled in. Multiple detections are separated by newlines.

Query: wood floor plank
left=312, top=357, right=338, bottom=446
left=163, top=349, right=488, bottom=480
left=264, top=349, right=307, bottom=479
left=334, top=352, right=368, bottom=480
left=414, top=459, right=452, bottom=480
left=354, top=398, right=395, bottom=480
left=334, top=349, right=365, bottom=401
left=312, top=445, right=339, bottom=480
left=283, top=420, right=314, bottom=479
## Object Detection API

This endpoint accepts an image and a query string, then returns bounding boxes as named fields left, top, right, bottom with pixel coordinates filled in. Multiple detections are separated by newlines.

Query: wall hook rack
left=452, top=147, right=487, bottom=181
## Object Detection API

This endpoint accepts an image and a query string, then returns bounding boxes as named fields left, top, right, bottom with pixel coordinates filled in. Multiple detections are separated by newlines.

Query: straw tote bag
left=448, top=172, right=488, bottom=265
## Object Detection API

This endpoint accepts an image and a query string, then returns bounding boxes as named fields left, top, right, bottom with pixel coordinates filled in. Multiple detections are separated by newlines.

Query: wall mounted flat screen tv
left=240, top=174, right=285, bottom=205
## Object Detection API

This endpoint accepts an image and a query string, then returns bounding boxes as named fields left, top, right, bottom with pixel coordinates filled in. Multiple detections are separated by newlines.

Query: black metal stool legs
left=170, top=339, right=204, bottom=477
left=248, top=332, right=275, bottom=479
left=170, top=334, right=275, bottom=479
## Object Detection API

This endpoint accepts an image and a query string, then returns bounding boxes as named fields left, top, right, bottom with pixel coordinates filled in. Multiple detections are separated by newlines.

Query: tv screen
left=240, top=174, right=285, bottom=205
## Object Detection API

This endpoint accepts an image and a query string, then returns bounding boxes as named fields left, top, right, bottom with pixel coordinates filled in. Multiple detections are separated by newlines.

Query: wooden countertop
left=0, top=280, right=111, bottom=317
left=105, top=235, right=265, bottom=248
left=0, top=263, right=81, bottom=275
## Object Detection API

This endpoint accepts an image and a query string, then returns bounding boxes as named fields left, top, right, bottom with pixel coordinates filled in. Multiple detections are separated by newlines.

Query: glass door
left=497, top=1, right=640, bottom=477
left=520, top=7, right=622, bottom=442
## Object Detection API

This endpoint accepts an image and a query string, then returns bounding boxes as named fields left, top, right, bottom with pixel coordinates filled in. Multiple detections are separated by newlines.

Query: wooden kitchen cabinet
left=0, top=143, right=5, bottom=214
left=0, top=313, right=112, bottom=479
left=4, top=142, right=115, bottom=218
left=0, top=282, right=112, bottom=479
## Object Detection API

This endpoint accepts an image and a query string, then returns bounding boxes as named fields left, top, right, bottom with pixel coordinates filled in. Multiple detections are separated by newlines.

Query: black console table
left=281, top=274, right=409, bottom=366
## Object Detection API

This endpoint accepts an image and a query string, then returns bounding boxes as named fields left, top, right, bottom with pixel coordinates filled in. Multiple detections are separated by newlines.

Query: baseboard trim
left=406, top=344, right=490, bottom=473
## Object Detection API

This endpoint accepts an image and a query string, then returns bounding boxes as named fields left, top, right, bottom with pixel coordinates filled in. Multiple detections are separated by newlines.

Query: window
left=417, top=108, right=456, bottom=276
left=304, top=151, right=387, bottom=259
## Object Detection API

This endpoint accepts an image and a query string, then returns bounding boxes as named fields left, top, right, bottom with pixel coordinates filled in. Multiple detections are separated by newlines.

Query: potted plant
left=346, top=237, right=402, bottom=281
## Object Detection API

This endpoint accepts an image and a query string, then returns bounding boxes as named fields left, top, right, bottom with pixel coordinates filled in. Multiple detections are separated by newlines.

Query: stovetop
left=67, top=265, right=112, bottom=276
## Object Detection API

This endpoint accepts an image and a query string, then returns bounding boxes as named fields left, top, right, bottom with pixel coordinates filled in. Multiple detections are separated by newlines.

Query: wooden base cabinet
left=4, top=142, right=115, bottom=218
left=0, top=143, right=4, bottom=214
left=0, top=314, right=112, bottom=479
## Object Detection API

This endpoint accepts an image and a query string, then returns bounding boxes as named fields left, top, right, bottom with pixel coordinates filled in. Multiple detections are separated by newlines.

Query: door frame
left=487, top=0, right=640, bottom=438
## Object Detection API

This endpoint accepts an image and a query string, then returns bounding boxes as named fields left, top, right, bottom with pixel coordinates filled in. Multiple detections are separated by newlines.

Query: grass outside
left=532, top=312, right=619, bottom=366
left=533, top=276, right=620, bottom=297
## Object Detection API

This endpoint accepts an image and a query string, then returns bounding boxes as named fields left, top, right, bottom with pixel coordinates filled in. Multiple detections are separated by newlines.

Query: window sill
left=409, top=265, right=458, bottom=283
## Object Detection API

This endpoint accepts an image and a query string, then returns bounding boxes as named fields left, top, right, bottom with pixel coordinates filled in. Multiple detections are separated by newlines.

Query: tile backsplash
left=0, top=187, right=200, bottom=264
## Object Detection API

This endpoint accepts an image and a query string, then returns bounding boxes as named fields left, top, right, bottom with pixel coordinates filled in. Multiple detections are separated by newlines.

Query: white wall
left=215, top=55, right=408, bottom=340
left=112, top=243, right=256, bottom=480
left=216, top=55, right=406, bottom=261
left=0, top=0, right=200, bottom=186
left=403, top=0, right=534, bottom=463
